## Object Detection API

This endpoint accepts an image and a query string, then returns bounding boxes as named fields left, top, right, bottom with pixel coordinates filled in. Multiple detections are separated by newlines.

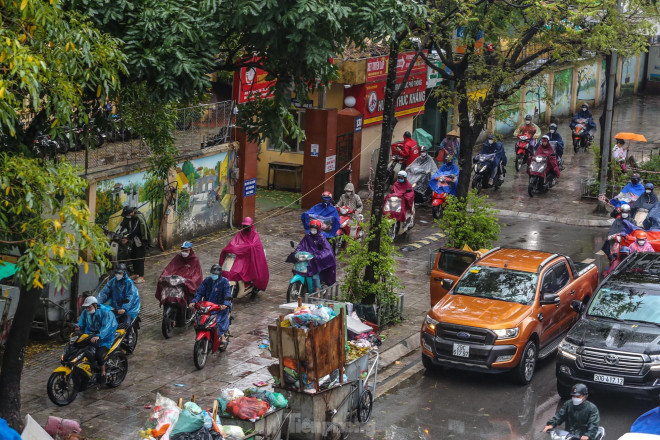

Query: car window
left=554, top=263, right=571, bottom=291
left=438, top=251, right=475, bottom=276
left=541, top=270, right=555, bottom=294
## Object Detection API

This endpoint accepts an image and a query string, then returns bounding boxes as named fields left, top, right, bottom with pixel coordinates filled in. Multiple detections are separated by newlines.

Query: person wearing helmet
left=603, top=204, right=631, bottom=258
left=546, top=123, right=564, bottom=158
left=530, top=135, right=561, bottom=178
left=406, top=145, right=438, bottom=194
left=479, top=134, right=508, bottom=185
left=118, top=205, right=150, bottom=284
left=401, top=131, right=420, bottom=166
left=629, top=231, right=655, bottom=253
left=437, top=129, right=460, bottom=163
left=544, top=383, right=600, bottom=440
left=387, top=170, right=415, bottom=222
left=301, top=191, right=341, bottom=239
left=338, top=183, right=363, bottom=215
left=514, top=115, right=541, bottom=150
left=632, top=182, right=657, bottom=221
left=75, top=296, right=118, bottom=383
left=155, top=241, right=203, bottom=306
left=612, top=138, right=628, bottom=172
left=287, top=219, right=336, bottom=291
left=603, top=245, right=630, bottom=277
left=430, top=154, right=460, bottom=196
left=219, top=217, right=269, bottom=292
left=570, top=103, right=596, bottom=137
left=97, top=263, right=141, bottom=327
left=610, top=173, right=645, bottom=209
left=190, top=264, right=232, bottom=350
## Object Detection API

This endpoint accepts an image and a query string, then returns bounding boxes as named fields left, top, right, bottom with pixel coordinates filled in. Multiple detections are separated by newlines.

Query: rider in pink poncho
left=219, top=217, right=269, bottom=291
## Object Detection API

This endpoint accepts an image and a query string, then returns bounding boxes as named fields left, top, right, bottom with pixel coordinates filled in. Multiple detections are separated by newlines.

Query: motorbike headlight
left=493, top=328, right=519, bottom=339
left=340, top=208, right=348, bottom=215
left=424, top=315, right=439, bottom=332
left=535, top=157, right=543, bottom=162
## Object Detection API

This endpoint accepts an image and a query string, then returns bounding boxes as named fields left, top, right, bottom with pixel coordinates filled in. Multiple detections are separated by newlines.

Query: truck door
left=430, top=249, right=478, bottom=306
left=538, top=262, right=572, bottom=345
left=551, top=261, right=575, bottom=333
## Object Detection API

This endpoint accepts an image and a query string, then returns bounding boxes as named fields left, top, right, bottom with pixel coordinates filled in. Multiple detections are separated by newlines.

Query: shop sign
left=366, top=56, right=388, bottom=83
left=243, top=178, right=257, bottom=197
left=325, top=155, right=336, bottom=173
left=310, top=144, right=319, bottom=157
left=355, top=116, right=363, bottom=133
left=363, top=73, right=427, bottom=127
left=233, top=56, right=276, bottom=104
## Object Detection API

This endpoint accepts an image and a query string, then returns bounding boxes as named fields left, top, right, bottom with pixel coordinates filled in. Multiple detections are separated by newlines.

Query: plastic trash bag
left=266, top=392, right=288, bottom=408
left=140, top=393, right=181, bottom=440
left=221, top=388, right=244, bottom=401
left=226, top=396, right=270, bottom=420
left=171, top=402, right=204, bottom=435
left=219, top=425, right=245, bottom=440
left=170, top=427, right=223, bottom=440
left=216, top=398, right=228, bottom=414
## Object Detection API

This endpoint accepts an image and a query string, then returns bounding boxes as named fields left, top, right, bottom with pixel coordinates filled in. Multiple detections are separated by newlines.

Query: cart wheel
left=322, top=423, right=344, bottom=440
left=357, top=389, right=373, bottom=424
left=59, top=311, right=76, bottom=342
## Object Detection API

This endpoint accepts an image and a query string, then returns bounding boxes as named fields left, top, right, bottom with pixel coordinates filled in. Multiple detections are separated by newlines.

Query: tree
left=420, top=0, right=654, bottom=197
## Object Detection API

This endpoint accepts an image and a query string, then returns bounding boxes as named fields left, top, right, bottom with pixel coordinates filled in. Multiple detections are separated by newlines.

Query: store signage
left=233, top=56, right=276, bottom=104
left=363, top=73, right=427, bottom=127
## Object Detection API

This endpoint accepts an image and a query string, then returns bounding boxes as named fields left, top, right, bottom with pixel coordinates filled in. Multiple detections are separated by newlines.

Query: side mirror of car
left=570, top=299, right=584, bottom=313
left=442, top=279, right=454, bottom=290
left=540, top=293, right=560, bottom=305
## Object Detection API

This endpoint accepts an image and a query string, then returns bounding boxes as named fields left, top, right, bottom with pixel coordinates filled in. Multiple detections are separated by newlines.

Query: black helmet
left=571, top=383, right=589, bottom=397
left=117, top=263, right=128, bottom=274
left=581, top=103, right=589, bottom=110
left=420, top=146, right=428, bottom=153
left=524, top=114, right=532, bottom=121
left=488, top=133, right=496, bottom=140
left=549, top=123, right=558, bottom=130
left=403, top=131, right=412, bottom=138
left=210, top=264, right=222, bottom=275
left=121, top=206, right=134, bottom=217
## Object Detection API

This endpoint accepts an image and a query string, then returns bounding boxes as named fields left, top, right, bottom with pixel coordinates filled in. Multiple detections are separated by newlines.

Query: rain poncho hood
left=430, top=163, right=460, bottom=196
left=286, top=234, right=336, bottom=285
left=301, top=202, right=340, bottom=239
left=407, top=155, right=438, bottom=187
left=219, top=228, right=269, bottom=290
left=632, top=191, right=658, bottom=212
left=156, top=249, right=203, bottom=302
left=77, top=304, right=117, bottom=348
left=97, top=276, right=141, bottom=319
left=611, top=182, right=645, bottom=208
left=337, top=183, right=363, bottom=213
left=385, top=180, right=414, bottom=222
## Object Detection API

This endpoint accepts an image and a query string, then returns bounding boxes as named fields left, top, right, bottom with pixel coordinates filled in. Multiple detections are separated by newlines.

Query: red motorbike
left=527, top=154, right=557, bottom=197
left=158, top=275, right=194, bottom=339
left=431, top=174, right=456, bottom=219
left=572, top=118, right=591, bottom=153
left=192, top=301, right=227, bottom=370
left=333, top=206, right=364, bottom=254
left=514, top=135, right=533, bottom=172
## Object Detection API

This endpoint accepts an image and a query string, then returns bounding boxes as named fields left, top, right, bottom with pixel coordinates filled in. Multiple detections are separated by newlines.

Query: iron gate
left=333, top=132, right=354, bottom=197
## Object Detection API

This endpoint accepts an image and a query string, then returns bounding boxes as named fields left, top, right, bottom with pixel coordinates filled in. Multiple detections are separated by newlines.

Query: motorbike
left=408, top=168, right=433, bottom=204
left=384, top=194, right=415, bottom=240
left=286, top=241, right=316, bottom=303
left=514, top=135, right=533, bottom=172
left=158, top=275, right=195, bottom=339
left=112, top=305, right=140, bottom=355
left=387, top=142, right=407, bottom=185
left=471, top=153, right=505, bottom=194
left=548, top=428, right=605, bottom=440
left=47, top=330, right=129, bottom=406
left=571, top=118, right=591, bottom=153
left=333, top=206, right=364, bottom=255
left=32, top=131, right=63, bottom=159
left=431, top=175, right=456, bottom=220
left=192, top=301, right=228, bottom=370
left=527, top=154, right=558, bottom=197
left=221, top=253, right=260, bottom=300
left=102, top=227, right=133, bottom=272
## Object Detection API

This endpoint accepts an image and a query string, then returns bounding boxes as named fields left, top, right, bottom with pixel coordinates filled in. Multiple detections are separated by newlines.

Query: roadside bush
left=435, top=190, right=500, bottom=250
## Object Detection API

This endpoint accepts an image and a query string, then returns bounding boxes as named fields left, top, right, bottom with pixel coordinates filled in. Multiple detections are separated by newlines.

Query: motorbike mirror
left=290, top=240, right=295, bottom=248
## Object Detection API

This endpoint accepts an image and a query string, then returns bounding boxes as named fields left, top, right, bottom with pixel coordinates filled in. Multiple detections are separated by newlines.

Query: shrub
left=435, top=190, right=501, bottom=250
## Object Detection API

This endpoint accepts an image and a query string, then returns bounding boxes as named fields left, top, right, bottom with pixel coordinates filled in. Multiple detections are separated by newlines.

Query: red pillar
left=301, top=109, right=338, bottom=209
left=233, top=129, right=258, bottom=225
left=337, top=108, right=363, bottom=187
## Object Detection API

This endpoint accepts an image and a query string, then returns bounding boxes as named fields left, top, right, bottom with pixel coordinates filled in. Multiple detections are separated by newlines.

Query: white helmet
left=620, top=204, right=631, bottom=213
left=82, top=296, right=98, bottom=308
left=397, top=170, right=407, bottom=178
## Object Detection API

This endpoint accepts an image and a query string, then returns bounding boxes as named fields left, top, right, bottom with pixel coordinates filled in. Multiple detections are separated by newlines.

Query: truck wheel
left=557, top=381, right=571, bottom=399
left=514, top=340, right=537, bottom=385
left=421, top=353, right=436, bottom=371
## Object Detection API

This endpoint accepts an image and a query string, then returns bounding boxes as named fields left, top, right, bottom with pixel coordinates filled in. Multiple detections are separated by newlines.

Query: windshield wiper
left=623, top=319, right=660, bottom=328
left=588, top=314, right=625, bottom=322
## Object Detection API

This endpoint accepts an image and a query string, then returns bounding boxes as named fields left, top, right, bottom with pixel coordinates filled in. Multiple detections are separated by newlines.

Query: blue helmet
left=181, top=241, right=193, bottom=249
left=645, top=183, right=654, bottom=190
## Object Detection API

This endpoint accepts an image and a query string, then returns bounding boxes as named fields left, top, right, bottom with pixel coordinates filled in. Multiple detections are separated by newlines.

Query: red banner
left=362, top=73, right=426, bottom=127
left=395, top=51, right=428, bottom=77
left=233, top=57, right=276, bottom=104
left=365, top=51, right=428, bottom=84
left=366, top=56, right=389, bottom=83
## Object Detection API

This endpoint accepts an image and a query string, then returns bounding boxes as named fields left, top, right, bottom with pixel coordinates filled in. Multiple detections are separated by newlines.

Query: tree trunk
left=364, top=43, right=400, bottom=286
left=455, top=80, right=477, bottom=198
left=598, top=54, right=612, bottom=183
left=0, top=284, right=42, bottom=431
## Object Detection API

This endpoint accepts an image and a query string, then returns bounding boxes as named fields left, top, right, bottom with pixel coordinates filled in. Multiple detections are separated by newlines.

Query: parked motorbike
left=471, top=153, right=505, bottom=194
left=387, top=142, right=407, bottom=185
left=333, top=206, right=364, bottom=255
left=221, top=252, right=259, bottom=300
left=158, top=275, right=194, bottom=339
left=514, top=135, right=533, bottom=172
left=192, top=301, right=228, bottom=370
left=286, top=241, right=315, bottom=303
left=571, top=118, right=591, bottom=153
left=47, top=330, right=128, bottom=406
left=383, top=194, right=415, bottom=240
left=548, top=428, right=605, bottom=440
left=431, top=175, right=456, bottom=220
left=527, top=154, right=558, bottom=197
left=32, top=131, right=63, bottom=159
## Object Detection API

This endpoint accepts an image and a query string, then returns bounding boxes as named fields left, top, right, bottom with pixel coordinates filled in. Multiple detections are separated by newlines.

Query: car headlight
left=558, top=339, right=578, bottom=360
left=424, top=315, right=439, bottom=332
left=649, top=354, right=660, bottom=370
left=493, top=328, right=519, bottom=339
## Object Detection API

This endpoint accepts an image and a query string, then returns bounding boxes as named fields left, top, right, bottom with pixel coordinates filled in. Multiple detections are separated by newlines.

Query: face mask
left=421, top=152, right=427, bottom=158
left=550, top=129, right=555, bottom=134
left=310, top=228, right=318, bottom=235
left=646, top=190, right=652, bottom=194
left=346, top=191, right=353, bottom=196
left=210, top=274, right=219, bottom=281
left=638, top=240, right=646, bottom=246
left=488, top=140, right=494, bottom=144
left=525, top=120, right=531, bottom=125
left=87, top=307, right=96, bottom=315
left=582, top=107, right=588, bottom=111
left=622, top=213, right=629, bottom=218
left=632, top=180, right=639, bottom=185
left=398, top=178, right=405, bottom=183
left=181, top=251, right=190, bottom=258
left=116, top=273, right=124, bottom=281
left=572, top=397, right=583, bottom=406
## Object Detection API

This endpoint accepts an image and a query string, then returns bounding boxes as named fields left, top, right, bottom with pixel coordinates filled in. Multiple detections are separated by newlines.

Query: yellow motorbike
left=47, top=329, right=128, bottom=406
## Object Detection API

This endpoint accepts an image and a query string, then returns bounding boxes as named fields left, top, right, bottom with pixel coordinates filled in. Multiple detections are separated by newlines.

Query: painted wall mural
left=523, top=75, right=549, bottom=123
left=576, top=62, right=597, bottom=102
left=621, top=56, right=637, bottom=94
left=494, top=89, right=521, bottom=135
left=553, top=68, right=573, bottom=117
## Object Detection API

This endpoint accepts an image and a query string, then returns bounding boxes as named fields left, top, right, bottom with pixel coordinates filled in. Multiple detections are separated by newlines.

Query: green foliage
left=177, top=189, right=191, bottom=216
left=435, top=191, right=501, bottom=250
left=340, top=217, right=402, bottom=324
left=143, top=174, right=164, bottom=205
left=95, top=181, right=123, bottom=228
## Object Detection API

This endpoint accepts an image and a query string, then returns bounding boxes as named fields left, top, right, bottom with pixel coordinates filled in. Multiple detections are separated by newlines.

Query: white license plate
left=593, top=374, right=624, bottom=385
left=452, top=343, right=470, bottom=358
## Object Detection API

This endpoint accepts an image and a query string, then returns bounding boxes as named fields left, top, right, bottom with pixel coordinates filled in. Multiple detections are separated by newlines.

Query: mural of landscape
left=523, top=75, right=548, bottom=123
left=621, top=56, right=637, bottom=95
left=494, top=88, right=521, bottom=135
left=577, top=62, right=597, bottom=102
left=553, top=68, right=573, bottom=117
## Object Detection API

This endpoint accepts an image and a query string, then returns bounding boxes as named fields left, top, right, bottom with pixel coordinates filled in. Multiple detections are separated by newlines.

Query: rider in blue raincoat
left=190, top=264, right=232, bottom=349
left=97, top=263, right=140, bottom=327
left=479, top=134, right=507, bottom=184
left=430, top=155, right=460, bottom=196
left=301, top=191, right=340, bottom=239
left=76, top=296, right=117, bottom=381
left=610, top=173, right=645, bottom=209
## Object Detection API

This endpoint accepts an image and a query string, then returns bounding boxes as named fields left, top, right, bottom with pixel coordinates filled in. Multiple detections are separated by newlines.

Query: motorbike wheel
left=388, top=223, right=397, bottom=241
left=105, top=351, right=128, bottom=388
left=286, top=281, right=305, bottom=303
left=47, top=372, right=78, bottom=406
left=161, top=308, right=174, bottom=339
left=333, top=236, right=343, bottom=256
left=193, top=338, right=210, bottom=370
left=231, top=283, right=240, bottom=299
left=432, top=205, right=443, bottom=220
left=515, top=155, right=523, bottom=172
left=125, top=326, right=139, bottom=354
left=528, top=176, right=537, bottom=197
left=573, top=139, right=579, bottom=153
left=581, top=137, right=589, bottom=151
left=472, top=175, right=482, bottom=194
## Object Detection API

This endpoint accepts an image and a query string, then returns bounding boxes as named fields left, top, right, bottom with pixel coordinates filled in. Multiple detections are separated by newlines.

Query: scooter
left=408, top=168, right=433, bottom=204
left=527, top=154, right=558, bottom=197
left=383, top=194, right=415, bottom=240
left=431, top=175, right=456, bottom=220
left=548, top=428, right=605, bottom=440
left=286, top=241, right=315, bottom=303
left=221, top=252, right=259, bottom=300
left=158, top=275, right=194, bottom=339
left=571, top=118, right=591, bottom=153
left=47, top=330, right=128, bottom=406
left=471, top=153, right=505, bottom=194
left=192, top=301, right=227, bottom=370
left=386, top=145, right=406, bottom=186
left=333, top=206, right=364, bottom=255
left=514, top=135, right=533, bottom=172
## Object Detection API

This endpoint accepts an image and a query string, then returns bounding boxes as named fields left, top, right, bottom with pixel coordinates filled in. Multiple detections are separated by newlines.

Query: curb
left=496, top=209, right=612, bottom=227
left=378, top=332, right=420, bottom=371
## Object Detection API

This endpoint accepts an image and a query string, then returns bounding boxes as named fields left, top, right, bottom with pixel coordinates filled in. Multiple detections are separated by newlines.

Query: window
left=267, top=110, right=306, bottom=153
left=438, top=251, right=476, bottom=276
left=541, top=263, right=571, bottom=294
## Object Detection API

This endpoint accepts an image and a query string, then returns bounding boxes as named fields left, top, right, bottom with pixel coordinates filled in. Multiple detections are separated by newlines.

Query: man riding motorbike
left=190, top=264, right=232, bottom=350
left=430, top=155, right=459, bottom=196
left=543, top=383, right=600, bottom=440
left=387, top=170, right=415, bottom=221
left=602, top=204, right=631, bottom=258
left=218, top=217, right=269, bottom=293
left=337, top=183, right=363, bottom=215
left=514, top=115, right=540, bottom=150
left=155, top=241, right=204, bottom=306
left=75, top=296, right=118, bottom=384
left=546, top=123, right=564, bottom=158
left=97, top=263, right=141, bottom=327
left=530, top=135, right=561, bottom=178
left=436, top=129, right=460, bottom=163
left=570, top=103, right=596, bottom=138
left=610, top=173, right=645, bottom=209
left=301, top=191, right=340, bottom=239
left=479, top=134, right=507, bottom=186
left=401, top=131, right=420, bottom=167
left=632, top=183, right=657, bottom=224
left=287, top=219, right=336, bottom=291
left=406, top=146, right=438, bottom=199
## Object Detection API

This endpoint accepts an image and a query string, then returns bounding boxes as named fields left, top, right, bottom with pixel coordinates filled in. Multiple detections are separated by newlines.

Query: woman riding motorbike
left=155, top=241, right=203, bottom=306
left=287, top=220, right=336, bottom=291
left=218, top=217, right=269, bottom=293
left=430, top=155, right=459, bottom=196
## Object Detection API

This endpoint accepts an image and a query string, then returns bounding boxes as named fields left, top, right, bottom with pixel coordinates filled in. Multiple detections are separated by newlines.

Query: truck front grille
left=437, top=324, right=496, bottom=345
left=579, top=347, right=644, bottom=375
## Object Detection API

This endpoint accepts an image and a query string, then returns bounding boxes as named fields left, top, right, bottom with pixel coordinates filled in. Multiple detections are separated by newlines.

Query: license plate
left=594, top=374, right=624, bottom=385
left=452, top=343, right=470, bottom=358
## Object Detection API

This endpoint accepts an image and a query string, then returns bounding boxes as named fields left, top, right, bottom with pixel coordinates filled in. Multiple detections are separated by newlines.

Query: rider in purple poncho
left=287, top=219, right=336, bottom=289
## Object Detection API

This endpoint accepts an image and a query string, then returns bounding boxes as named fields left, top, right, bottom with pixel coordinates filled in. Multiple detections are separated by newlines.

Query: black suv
left=556, top=252, right=660, bottom=399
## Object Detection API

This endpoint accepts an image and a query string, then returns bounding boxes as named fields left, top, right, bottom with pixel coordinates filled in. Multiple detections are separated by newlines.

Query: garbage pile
left=279, top=304, right=337, bottom=329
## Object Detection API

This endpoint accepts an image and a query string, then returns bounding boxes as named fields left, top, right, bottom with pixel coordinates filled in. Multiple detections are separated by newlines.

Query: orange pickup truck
left=421, top=247, right=599, bottom=384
